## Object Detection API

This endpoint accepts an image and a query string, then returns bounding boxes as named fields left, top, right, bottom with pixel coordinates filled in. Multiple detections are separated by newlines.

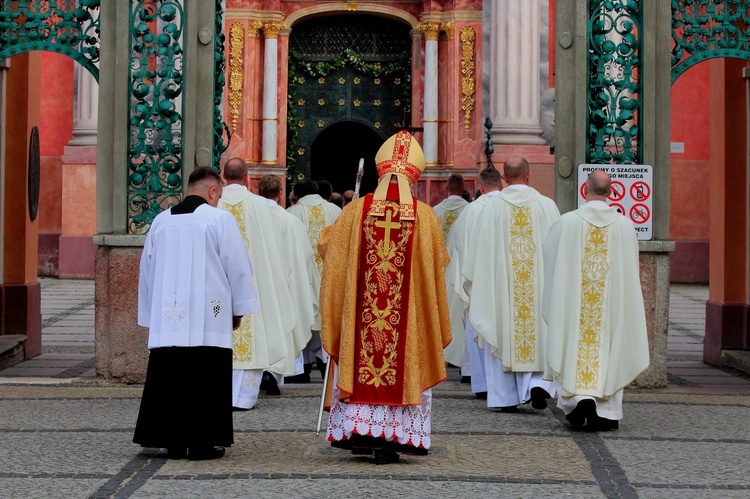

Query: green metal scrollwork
left=213, top=0, right=229, bottom=172
left=672, top=0, right=750, bottom=83
left=127, top=0, right=184, bottom=234
left=0, top=0, right=100, bottom=81
left=587, top=0, right=641, bottom=165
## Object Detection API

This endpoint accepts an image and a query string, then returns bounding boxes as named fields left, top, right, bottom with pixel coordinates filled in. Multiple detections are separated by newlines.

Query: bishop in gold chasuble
left=319, top=131, right=451, bottom=462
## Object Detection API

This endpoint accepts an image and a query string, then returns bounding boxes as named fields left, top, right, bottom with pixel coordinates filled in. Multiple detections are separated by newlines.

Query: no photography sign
left=577, top=164, right=653, bottom=241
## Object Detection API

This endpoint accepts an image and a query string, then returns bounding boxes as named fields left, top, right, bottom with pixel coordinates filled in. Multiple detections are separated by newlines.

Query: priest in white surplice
left=219, top=158, right=298, bottom=409
left=258, top=174, right=318, bottom=380
left=465, top=157, right=559, bottom=412
left=542, top=170, right=649, bottom=431
left=286, top=178, right=342, bottom=381
left=135, top=167, right=259, bottom=461
left=446, top=167, right=506, bottom=397
left=433, top=173, right=469, bottom=240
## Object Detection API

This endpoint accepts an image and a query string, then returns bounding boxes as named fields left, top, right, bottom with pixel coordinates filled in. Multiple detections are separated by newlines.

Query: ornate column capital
left=248, top=21, right=263, bottom=39
left=417, top=22, right=441, bottom=41
left=440, top=22, right=454, bottom=40
left=262, top=21, right=285, bottom=39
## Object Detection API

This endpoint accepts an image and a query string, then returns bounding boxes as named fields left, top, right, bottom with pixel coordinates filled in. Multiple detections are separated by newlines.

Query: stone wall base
left=631, top=251, right=670, bottom=388
left=95, top=244, right=148, bottom=382
left=2, top=282, right=41, bottom=359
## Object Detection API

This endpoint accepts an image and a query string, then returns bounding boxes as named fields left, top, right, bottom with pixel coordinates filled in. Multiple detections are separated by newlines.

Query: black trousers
left=133, top=346, right=233, bottom=449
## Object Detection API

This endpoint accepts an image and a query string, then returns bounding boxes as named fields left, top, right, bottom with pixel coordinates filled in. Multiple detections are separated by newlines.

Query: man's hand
left=232, top=316, right=242, bottom=330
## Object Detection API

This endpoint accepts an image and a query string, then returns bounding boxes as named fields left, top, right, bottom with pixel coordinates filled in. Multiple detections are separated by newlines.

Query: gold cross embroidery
left=375, top=210, right=400, bottom=245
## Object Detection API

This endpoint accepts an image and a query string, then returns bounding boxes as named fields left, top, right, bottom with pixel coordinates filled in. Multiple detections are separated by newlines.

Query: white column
left=489, top=0, right=545, bottom=144
left=421, top=23, right=440, bottom=165
left=261, top=22, right=281, bottom=164
left=69, top=63, right=99, bottom=146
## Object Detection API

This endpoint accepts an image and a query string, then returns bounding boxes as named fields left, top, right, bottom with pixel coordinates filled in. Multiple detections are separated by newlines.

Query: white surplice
left=219, top=185, right=298, bottom=408
left=432, top=195, right=469, bottom=240
left=138, top=203, right=260, bottom=349
left=287, top=194, right=341, bottom=363
left=442, top=191, right=501, bottom=390
left=542, top=201, right=650, bottom=419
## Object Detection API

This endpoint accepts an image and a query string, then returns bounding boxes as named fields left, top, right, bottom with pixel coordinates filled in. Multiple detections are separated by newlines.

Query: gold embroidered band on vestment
left=575, top=224, right=609, bottom=391
left=509, top=206, right=537, bottom=366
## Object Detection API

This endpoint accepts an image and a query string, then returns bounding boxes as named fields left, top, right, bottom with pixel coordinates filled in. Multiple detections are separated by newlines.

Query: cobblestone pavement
left=1, top=280, right=749, bottom=498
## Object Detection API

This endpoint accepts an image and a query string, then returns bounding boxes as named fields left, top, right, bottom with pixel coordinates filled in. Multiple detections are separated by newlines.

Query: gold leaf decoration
left=374, top=100, right=381, bottom=106
left=339, top=77, right=346, bottom=84
left=338, top=99, right=345, bottom=106
left=298, top=98, right=305, bottom=105
left=354, top=99, right=361, bottom=107
left=374, top=78, right=381, bottom=85
left=317, top=120, right=325, bottom=127
left=297, top=148, right=305, bottom=156
left=460, top=26, right=476, bottom=137
left=228, top=23, right=244, bottom=133
left=354, top=77, right=361, bottom=85
left=318, top=77, right=325, bottom=84
left=298, top=121, right=305, bottom=128
left=374, top=122, right=381, bottom=129
left=298, top=76, right=305, bottom=84
left=318, top=99, right=325, bottom=105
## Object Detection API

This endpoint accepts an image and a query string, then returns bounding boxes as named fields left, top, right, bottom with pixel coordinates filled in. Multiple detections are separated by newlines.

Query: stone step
left=0, top=335, right=26, bottom=370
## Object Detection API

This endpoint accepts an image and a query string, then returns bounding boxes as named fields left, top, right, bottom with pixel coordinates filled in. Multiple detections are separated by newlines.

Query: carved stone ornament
left=28, top=126, right=40, bottom=221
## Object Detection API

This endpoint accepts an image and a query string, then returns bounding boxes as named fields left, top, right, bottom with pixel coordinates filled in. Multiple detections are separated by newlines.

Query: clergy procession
left=135, top=131, right=649, bottom=464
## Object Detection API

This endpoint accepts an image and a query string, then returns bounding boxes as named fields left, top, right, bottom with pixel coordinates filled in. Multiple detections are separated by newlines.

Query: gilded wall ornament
left=354, top=77, right=361, bottom=84
left=297, top=148, right=305, bottom=156
left=374, top=99, right=381, bottom=106
left=374, top=78, right=381, bottom=85
left=298, top=76, right=305, bottom=84
left=374, top=122, right=381, bottom=128
left=298, top=98, right=305, bottom=105
left=318, top=77, right=325, bottom=84
left=338, top=98, right=345, bottom=106
left=298, top=121, right=305, bottom=128
left=318, top=120, right=325, bottom=127
left=228, top=23, right=244, bottom=133
left=339, top=77, right=346, bottom=84
left=460, top=26, right=476, bottom=137
left=354, top=99, right=361, bottom=107
left=318, top=98, right=325, bottom=105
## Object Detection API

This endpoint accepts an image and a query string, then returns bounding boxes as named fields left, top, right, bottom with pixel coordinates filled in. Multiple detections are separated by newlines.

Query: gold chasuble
left=319, top=132, right=451, bottom=407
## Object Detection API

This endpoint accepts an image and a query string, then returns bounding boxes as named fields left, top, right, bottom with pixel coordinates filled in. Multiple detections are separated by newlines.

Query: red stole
left=349, top=184, right=416, bottom=405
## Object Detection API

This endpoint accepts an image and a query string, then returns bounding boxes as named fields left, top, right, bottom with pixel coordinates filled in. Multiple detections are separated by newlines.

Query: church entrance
left=286, top=14, right=412, bottom=191
left=310, top=121, right=382, bottom=196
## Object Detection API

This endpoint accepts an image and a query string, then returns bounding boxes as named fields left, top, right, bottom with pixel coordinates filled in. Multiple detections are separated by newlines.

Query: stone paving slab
left=1, top=478, right=107, bottom=499
left=133, top=479, right=606, bottom=498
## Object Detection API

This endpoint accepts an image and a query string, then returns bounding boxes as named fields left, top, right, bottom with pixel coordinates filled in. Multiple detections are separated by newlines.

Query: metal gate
left=286, top=15, right=411, bottom=185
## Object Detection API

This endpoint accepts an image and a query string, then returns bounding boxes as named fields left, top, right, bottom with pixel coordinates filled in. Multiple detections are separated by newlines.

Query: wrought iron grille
left=127, top=0, right=185, bottom=234
left=672, top=0, right=750, bottom=83
left=213, top=0, right=228, bottom=172
left=587, top=0, right=641, bottom=165
left=289, top=16, right=410, bottom=59
left=0, top=0, right=100, bottom=81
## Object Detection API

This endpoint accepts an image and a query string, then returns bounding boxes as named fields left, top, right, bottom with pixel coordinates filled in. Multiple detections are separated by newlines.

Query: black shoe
left=374, top=449, right=399, bottom=465
left=566, top=399, right=596, bottom=429
left=284, top=373, right=311, bottom=384
left=530, top=387, right=550, bottom=410
left=351, top=447, right=374, bottom=455
left=499, top=405, right=518, bottom=413
left=475, top=391, right=488, bottom=400
left=589, top=415, right=619, bottom=431
left=188, top=446, right=225, bottom=461
left=153, top=447, right=187, bottom=459
left=262, top=372, right=281, bottom=396
left=232, top=406, right=252, bottom=412
left=460, top=376, right=471, bottom=384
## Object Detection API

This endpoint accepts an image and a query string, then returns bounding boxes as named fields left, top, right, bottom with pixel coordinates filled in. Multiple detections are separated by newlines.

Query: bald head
left=503, top=156, right=530, bottom=185
left=223, top=157, right=248, bottom=185
left=586, top=170, right=611, bottom=201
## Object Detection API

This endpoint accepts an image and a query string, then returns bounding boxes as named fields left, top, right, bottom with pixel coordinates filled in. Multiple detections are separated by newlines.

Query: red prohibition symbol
left=609, top=202, right=625, bottom=215
left=579, top=182, right=587, bottom=199
left=608, top=180, right=626, bottom=202
left=630, top=181, right=651, bottom=202
left=630, top=203, right=650, bottom=224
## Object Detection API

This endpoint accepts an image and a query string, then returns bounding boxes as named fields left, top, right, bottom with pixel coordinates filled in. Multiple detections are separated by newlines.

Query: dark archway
left=310, top=122, right=383, bottom=196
